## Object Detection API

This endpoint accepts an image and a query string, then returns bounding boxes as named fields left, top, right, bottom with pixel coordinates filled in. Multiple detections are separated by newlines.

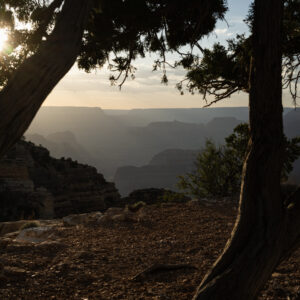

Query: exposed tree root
left=132, top=263, right=198, bottom=281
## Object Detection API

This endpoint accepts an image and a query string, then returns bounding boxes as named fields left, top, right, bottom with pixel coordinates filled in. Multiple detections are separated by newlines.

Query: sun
left=0, top=29, right=8, bottom=52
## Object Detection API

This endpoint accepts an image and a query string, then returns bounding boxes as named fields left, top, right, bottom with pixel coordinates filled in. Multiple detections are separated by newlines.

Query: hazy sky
left=43, top=0, right=295, bottom=109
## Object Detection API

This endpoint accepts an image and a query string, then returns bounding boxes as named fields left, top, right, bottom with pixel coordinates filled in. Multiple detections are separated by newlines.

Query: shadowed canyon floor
left=0, top=203, right=299, bottom=299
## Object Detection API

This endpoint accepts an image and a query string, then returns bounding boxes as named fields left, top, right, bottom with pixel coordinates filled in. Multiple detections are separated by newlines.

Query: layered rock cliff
left=0, top=140, right=120, bottom=221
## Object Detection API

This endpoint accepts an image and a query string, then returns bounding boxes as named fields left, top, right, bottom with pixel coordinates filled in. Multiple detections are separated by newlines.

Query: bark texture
left=193, top=1, right=299, bottom=299
left=0, top=0, right=92, bottom=158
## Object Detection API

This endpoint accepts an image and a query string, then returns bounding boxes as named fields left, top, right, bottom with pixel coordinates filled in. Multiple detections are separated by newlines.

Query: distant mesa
left=114, top=149, right=198, bottom=196
left=2, top=106, right=298, bottom=221
left=24, top=106, right=299, bottom=191
left=26, top=106, right=248, bottom=180
left=149, top=149, right=198, bottom=167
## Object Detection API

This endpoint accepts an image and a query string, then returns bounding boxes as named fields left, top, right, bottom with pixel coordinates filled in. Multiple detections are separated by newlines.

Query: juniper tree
left=177, top=0, right=300, bottom=106
left=193, top=1, right=300, bottom=299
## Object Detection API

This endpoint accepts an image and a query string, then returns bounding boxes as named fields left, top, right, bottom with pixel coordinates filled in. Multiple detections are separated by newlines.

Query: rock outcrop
left=0, top=140, right=120, bottom=221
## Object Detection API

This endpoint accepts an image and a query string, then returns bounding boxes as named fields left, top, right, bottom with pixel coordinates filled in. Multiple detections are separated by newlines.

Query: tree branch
left=0, top=0, right=92, bottom=158
left=131, top=263, right=198, bottom=281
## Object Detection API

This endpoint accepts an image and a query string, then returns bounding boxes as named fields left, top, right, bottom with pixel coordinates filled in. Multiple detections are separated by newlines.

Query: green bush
left=178, top=123, right=300, bottom=199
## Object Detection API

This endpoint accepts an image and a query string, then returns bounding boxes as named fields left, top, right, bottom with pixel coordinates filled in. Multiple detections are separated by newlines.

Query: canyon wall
left=0, top=140, right=120, bottom=221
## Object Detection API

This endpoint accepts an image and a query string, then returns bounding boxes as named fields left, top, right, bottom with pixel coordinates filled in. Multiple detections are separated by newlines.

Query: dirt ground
left=0, top=202, right=299, bottom=300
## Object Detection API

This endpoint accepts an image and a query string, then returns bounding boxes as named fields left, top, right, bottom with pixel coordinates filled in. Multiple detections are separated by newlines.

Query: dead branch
left=131, top=263, right=198, bottom=281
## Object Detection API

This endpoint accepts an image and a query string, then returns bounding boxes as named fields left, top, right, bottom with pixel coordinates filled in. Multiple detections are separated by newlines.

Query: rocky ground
left=0, top=202, right=299, bottom=300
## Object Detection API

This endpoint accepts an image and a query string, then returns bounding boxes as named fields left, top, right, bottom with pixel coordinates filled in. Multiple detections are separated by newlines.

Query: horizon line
left=40, top=105, right=296, bottom=110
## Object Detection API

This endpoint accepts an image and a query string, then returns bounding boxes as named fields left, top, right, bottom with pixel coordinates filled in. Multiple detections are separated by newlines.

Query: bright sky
left=43, top=0, right=295, bottom=109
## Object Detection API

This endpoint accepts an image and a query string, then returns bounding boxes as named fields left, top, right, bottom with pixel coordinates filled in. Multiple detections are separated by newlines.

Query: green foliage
left=178, top=123, right=300, bottom=198
left=178, top=35, right=251, bottom=102
left=0, top=0, right=227, bottom=89
left=78, top=0, right=227, bottom=86
left=0, top=0, right=63, bottom=88
left=178, top=0, right=300, bottom=105
left=178, top=139, right=239, bottom=198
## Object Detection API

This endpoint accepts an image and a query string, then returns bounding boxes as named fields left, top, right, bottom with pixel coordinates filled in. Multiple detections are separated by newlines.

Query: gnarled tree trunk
left=193, top=0, right=300, bottom=299
left=0, top=0, right=92, bottom=158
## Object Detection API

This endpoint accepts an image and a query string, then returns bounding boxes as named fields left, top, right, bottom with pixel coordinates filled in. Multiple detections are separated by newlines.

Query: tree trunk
left=0, top=0, right=92, bottom=158
left=193, top=1, right=299, bottom=299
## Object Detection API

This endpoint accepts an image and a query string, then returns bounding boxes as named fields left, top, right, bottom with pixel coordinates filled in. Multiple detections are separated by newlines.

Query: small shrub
left=20, top=221, right=40, bottom=230
left=127, top=201, right=146, bottom=212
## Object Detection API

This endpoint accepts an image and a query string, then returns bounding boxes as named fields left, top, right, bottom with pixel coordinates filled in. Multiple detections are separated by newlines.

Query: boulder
left=0, top=220, right=40, bottom=237
left=15, top=226, right=56, bottom=243
left=111, top=214, right=128, bottom=222
left=62, top=211, right=103, bottom=226
left=104, top=207, right=124, bottom=216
